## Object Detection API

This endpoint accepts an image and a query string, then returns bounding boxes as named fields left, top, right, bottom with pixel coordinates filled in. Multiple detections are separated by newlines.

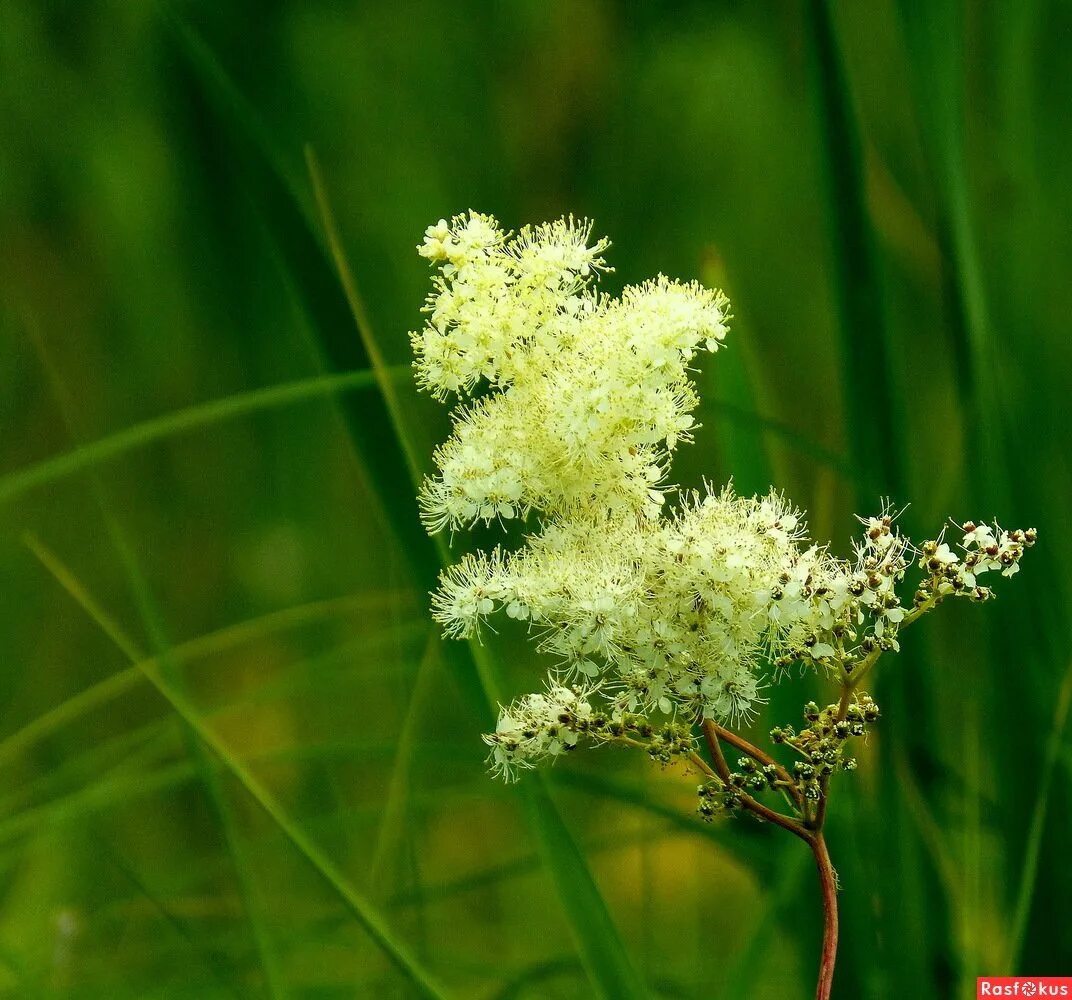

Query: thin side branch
left=710, top=721, right=803, bottom=806
left=701, top=720, right=810, bottom=842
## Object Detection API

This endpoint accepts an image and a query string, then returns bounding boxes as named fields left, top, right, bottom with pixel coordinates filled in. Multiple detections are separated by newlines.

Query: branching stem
left=701, top=720, right=809, bottom=842
left=710, top=721, right=803, bottom=807
left=701, top=718, right=838, bottom=1000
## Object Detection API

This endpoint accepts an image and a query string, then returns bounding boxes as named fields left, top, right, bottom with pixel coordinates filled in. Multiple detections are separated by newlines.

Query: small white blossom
left=483, top=684, right=595, bottom=781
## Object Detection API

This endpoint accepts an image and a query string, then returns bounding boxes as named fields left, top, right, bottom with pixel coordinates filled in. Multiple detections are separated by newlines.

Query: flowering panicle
left=410, top=212, right=1034, bottom=781
left=915, top=521, right=1034, bottom=602
left=412, top=212, right=729, bottom=530
left=433, top=487, right=838, bottom=723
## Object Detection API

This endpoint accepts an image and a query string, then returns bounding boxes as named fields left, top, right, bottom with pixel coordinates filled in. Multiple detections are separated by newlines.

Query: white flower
left=484, top=684, right=595, bottom=781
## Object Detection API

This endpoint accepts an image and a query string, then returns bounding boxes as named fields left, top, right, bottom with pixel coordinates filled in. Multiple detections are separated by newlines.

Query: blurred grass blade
left=805, top=0, right=903, bottom=499
left=486, top=956, right=583, bottom=1000
left=804, top=5, right=940, bottom=994
left=0, top=758, right=192, bottom=846
left=0, top=369, right=384, bottom=507
left=700, top=255, right=778, bottom=494
left=708, top=395, right=856, bottom=487
left=27, top=536, right=453, bottom=1000
left=24, top=315, right=295, bottom=997
left=892, top=0, right=1002, bottom=483
left=25, top=533, right=287, bottom=1000
left=553, top=769, right=772, bottom=872
left=719, top=847, right=810, bottom=998
left=305, top=147, right=425, bottom=488
left=520, top=779, right=648, bottom=1000
left=368, top=631, right=439, bottom=890
left=0, top=590, right=406, bottom=769
left=304, top=144, right=493, bottom=710
left=391, top=826, right=677, bottom=911
left=97, top=831, right=246, bottom=1000
left=163, top=11, right=429, bottom=577
left=0, top=716, right=172, bottom=823
left=1006, top=658, right=1072, bottom=972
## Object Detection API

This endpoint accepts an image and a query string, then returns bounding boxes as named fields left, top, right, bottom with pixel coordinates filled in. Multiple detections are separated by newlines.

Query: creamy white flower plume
left=411, top=212, right=728, bottom=529
left=411, top=212, right=1034, bottom=780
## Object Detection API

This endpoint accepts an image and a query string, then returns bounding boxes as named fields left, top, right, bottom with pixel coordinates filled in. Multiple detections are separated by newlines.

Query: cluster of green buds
left=697, top=778, right=743, bottom=820
left=697, top=754, right=789, bottom=818
left=771, top=696, right=880, bottom=800
left=696, top=697, right=882, bottom=822
left=695, top=748, right=805, bottom=821
left=601, top=714, right=698, bottom=765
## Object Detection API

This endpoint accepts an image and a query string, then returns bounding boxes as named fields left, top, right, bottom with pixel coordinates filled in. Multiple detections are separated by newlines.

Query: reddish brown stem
left=700, top=720, right=810, bottom=841
left=811, top=681, right=857, bottom=830
left=811, top=790, right=830, bottom=831
left=710, top=721, right=803, bottom=806
left=811, top=831, right=839, bottom=1000
left=702, top=718, right=840, bottom=999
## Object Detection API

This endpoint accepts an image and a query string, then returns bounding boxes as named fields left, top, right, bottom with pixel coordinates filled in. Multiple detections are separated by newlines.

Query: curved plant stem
left=811, top=832, right=839, bottom=1000
left=701, top=718, right=839, bottom=999
left=700, top=721, right=810, bottom=842
left=709, top=721, right=803, bottom=806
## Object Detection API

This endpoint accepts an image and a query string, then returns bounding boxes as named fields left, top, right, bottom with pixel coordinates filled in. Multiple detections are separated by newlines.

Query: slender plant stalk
left=701, top=718, right=838, bottom=1000
left=710, top=723, right=802, bottom=805
left=811, top=832, right=839, bottom=1000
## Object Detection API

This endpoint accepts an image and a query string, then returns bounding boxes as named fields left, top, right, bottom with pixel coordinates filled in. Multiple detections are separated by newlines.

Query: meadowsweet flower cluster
left=436, top=488, right=838, bottom=725
left=413, top=212, right=729, bottom=530
left=411, top=212, right=1034, bottom=781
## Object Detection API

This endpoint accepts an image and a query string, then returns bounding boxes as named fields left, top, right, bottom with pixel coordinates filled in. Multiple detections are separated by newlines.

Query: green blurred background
left=1, top=2, right=1069, bottom=997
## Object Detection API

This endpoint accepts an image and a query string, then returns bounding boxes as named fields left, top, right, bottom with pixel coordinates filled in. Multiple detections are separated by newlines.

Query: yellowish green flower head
left=411, top=212, right=1034, bottom=780
left=412, top=212, right=728, bottom=529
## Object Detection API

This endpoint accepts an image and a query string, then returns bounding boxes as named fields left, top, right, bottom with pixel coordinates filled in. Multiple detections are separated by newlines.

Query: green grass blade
left=96, top=829, right=247, bottom=1000
left=519, top=778, right=649, bottom=1000
left=25, top=532, right=287, bottom=1000
left=390, top=825, right=668, bottom=911
left=0, top=590, right=408, bottom=769
left=805, top=0, right=903, bottom=498
left=0, top=757, right=191, bottom=848
left=0, top=370, right=385, bottom=507
left=719, top=847, right=810, bottom=999
left=552, top=769, right=771, bottom=871
left=306, top=153, right=649, bottom=998
left=708, top=397, right=858, bottom=485
left=368, top=631, right=438, bottom=890
left=305, top=148, right=426, bottom=489
left=803, top=7, right=940, bottom=994
left=700, top=256, right=778, bottom=494
left=162, top=12, right=430, bottom=578
left=890, top=0, right=1012, bottom=513
left=1006, top=657, right=1072, bottom=971
left=0, top=718, right=173, bottom=822
left=27, top=538, right=453, bottom=1000
left=485, top=956, right=582, bottom=1000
